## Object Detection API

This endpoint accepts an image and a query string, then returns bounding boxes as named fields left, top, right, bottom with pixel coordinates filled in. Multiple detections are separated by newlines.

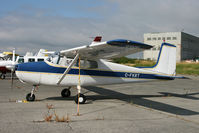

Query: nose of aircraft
left=16, top=61, right=49, bottom=72
left=16, top=62, right=35, bottom=82
left=16, top=62, right=34, bottom=72
left=15, top=61, right=47, bottom=84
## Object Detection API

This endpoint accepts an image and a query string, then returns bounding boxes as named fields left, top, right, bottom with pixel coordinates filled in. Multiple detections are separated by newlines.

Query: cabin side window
left=38, top=58, right=44, bottom=62
left=88, top=60, right=98, bottom=69
left=75, top=59, right=98, bottom=69
left=28, top=58, right=35, bottom=62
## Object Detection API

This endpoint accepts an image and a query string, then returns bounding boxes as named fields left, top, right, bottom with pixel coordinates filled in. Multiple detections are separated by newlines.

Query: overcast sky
left=0, top=0, right=199, bottom=54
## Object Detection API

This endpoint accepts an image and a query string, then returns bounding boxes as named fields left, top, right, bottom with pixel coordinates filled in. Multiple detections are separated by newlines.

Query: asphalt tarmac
left=0, top=76, right=199, bottom=133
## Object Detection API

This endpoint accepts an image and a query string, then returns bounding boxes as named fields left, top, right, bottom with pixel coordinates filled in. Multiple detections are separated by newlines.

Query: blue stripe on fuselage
left=16, top=61, right=170, bottom=80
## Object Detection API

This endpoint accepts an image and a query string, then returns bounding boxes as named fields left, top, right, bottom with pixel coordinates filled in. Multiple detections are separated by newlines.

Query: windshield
left=18, top=57, right=24, bottom=63
left=51, top=56, right=98, bottom=69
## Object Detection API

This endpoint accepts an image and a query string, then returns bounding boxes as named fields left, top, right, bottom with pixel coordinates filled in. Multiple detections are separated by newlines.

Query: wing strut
left=57, top=53, right=79, bottom=85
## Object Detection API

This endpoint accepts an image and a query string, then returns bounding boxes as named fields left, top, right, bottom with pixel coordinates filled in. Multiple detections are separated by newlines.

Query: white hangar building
left=143, top=32, right=199, bottom=62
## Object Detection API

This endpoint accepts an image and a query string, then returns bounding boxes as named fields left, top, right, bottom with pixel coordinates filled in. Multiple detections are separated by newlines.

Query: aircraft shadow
left=45, top=86, right=199, bottom=116
left=159, top=92, right=199, bottom=100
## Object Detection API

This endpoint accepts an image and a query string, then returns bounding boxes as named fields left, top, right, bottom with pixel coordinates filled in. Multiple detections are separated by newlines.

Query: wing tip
left=107, top=39, right=153, bottom=49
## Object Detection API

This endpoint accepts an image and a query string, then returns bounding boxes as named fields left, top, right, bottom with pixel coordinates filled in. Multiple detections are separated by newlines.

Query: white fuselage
left=15, top=59, right=162, bottom=87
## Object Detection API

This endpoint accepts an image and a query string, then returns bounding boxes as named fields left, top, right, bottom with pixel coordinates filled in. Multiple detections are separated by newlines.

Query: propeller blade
left=10, top=65, right=16, bottom=89
left=12, top=49, right=15, bottom=62
left=10, top=48, right=16, bottom=89
left=11, top=70, right=14, bottom=89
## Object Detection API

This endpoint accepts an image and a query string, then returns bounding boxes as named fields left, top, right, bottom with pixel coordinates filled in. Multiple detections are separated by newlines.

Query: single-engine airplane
left=15, top=36, right=178, bottom=104
left=0, top=49, right=49, bottom=79
left=0, top=50, right=17, bottom=79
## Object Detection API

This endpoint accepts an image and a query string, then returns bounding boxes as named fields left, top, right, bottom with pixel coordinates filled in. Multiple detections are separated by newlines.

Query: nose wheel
left=26, top=93, right=35, bottom=101
left=26, top=85, right=37, bottom=101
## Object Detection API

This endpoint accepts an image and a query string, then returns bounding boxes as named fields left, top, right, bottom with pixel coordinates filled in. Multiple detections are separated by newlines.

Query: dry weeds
left=43, top=103, right=71, bottom=123
left=54, top=111, right=70, bottom=123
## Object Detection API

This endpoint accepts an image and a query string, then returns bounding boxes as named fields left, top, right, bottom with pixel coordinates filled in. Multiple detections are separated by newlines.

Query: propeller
left=6, top=49, right=17, bottom=89
left=11, top=49, right=16, bottom=89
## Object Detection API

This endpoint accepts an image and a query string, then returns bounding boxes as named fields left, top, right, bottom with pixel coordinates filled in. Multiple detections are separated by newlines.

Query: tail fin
left=91, top=36, right=102, bottom=44
left=36, top=49, right=48, bottom=57
left=151, top=43, right=176, bottom=75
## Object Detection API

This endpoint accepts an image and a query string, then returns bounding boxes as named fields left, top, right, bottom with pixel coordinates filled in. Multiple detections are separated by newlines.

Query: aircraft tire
left=75, top=93, right=86, bottom=104
left=26, top=93, right=35, bottom=101
left=0, top=74, right=5, bottom=79
left=61, top=89, right=71, bottom=97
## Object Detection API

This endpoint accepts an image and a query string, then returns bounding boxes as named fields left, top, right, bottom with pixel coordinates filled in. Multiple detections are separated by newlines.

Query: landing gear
left=61, top=87, right=86, bottom=104
left=61, top=87, right=71, bottom=97
left=75, top=93, right=86, bottom=104
left=0, top=73, right=6, bottom=79
left=26, top=93, right=35, bottom=101
left=26, top=85, right=37, bottom=101
left=74, top=85, right=87, bottom=104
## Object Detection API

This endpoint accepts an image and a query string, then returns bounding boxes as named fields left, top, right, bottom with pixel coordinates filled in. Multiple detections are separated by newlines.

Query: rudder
left=151, top=43, right=176, bottom=75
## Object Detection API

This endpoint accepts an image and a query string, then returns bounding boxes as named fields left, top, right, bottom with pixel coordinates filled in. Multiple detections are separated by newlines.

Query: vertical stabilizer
left=91, top=36, right=102, bottom=44
left=36, top=49, right=48, bottom=57
left=151, top=43, right=176, bottom=75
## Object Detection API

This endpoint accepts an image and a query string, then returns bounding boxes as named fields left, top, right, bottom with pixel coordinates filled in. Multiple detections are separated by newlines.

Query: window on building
left=162, top=37, right=165, bottom=40
left=167, top=37, right=171, bottom=40
left=158, top=37, right=161, bottom=40
left=152, top=37, right=156, bottom=40
left=147, top=38, right=151, bottom=41
left=173, top=37, right=177, bottom=40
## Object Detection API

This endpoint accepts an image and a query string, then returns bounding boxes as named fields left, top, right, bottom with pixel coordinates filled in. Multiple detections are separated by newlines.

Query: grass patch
left=113, top=57, right=155, bottom=67
left=176, top=63, right=199, bottom=75
left=112, top=57, right=199, bottom=75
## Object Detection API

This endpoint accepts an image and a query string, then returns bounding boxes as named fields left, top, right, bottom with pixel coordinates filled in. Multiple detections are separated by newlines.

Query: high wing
left=60, top=38, right=153, bottom=60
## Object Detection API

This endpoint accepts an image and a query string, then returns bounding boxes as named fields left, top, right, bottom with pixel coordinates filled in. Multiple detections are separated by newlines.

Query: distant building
left=143, top=32, right=199, bottom=62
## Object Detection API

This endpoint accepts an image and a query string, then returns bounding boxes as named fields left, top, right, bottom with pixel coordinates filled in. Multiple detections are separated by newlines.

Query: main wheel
left=26, top=93, right=35, bottom=101
left=75, top=93, right=86, bottom=104
left=61, top=89, right=71, bottom=97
